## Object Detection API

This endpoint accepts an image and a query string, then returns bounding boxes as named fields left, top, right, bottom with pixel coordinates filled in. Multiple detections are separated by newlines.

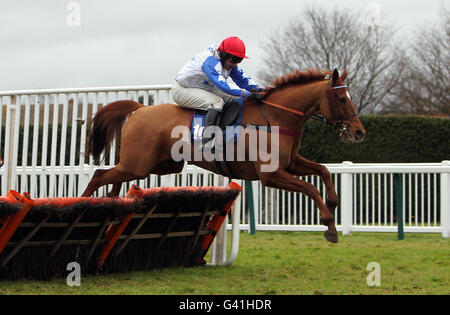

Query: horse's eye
left=338, top=97, right=346, bottom=103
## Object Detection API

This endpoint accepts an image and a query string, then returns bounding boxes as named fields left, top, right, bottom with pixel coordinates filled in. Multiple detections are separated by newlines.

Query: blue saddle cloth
left=190, top=102, right=244, bottom=144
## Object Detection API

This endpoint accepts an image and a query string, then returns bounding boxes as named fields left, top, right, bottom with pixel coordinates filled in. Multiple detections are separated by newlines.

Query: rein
left=259, top=85, right=358, bottom=136
left=261, top=100, right=306, bottom=117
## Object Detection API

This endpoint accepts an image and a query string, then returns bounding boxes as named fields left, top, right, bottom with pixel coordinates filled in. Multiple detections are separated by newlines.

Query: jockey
left=172, top=36, right=264, bottom=150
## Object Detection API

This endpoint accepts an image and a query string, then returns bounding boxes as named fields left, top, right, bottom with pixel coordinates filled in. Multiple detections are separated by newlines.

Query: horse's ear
left=340, top=69, right=347, bottom=81
left=332, top=68, right=339, bottom=85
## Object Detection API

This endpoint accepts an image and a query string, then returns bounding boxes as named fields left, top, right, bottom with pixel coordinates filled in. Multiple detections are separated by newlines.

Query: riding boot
left=199, top=107, right=221, bottom=151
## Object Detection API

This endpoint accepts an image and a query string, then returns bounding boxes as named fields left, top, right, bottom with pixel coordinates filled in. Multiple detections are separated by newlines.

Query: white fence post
left=252, top=181, right=259, bottom=230
left=213, top=176, right=226, bottom=264
left=5, top=97, right=20, bottom=193
left=78, top=169, right=90, bottom=197
left=441, top=160, right=450, bottom=238
left=223, top=187, right=242, bottom=266
left=341, top=161, right=353, bottom=235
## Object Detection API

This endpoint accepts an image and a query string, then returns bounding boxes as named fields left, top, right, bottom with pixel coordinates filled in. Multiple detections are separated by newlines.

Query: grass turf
left=0, top=231, right=448, bottom=295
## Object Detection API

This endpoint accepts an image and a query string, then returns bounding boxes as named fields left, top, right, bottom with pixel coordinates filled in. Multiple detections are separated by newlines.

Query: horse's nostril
left=355, top=129, right=364, bottom=140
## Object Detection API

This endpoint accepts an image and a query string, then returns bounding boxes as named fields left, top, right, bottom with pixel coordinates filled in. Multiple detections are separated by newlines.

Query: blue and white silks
left=175, top=44, right=261, bottom=99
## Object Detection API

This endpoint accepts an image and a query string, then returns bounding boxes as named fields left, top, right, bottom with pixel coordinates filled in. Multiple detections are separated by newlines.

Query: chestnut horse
left=82, top=69, right=365, bottom=243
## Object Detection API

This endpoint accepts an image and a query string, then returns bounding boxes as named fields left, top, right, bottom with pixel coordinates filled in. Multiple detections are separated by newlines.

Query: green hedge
left=300, top=116, right=450, bottom=163
left=3, top=116, right=449, bottom=165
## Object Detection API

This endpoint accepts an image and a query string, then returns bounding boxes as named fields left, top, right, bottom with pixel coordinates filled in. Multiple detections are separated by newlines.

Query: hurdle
left=0, top=183, right=242, bottom=281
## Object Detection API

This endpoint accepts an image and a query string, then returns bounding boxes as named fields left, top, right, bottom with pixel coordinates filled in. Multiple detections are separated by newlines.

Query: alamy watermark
left=171, top=125, right=280, bottom=173
left=366, top=262, right=381, bottom=287
left=66, top=262, right=81, bottom=286
left=66, top=2, right=81, bottom=27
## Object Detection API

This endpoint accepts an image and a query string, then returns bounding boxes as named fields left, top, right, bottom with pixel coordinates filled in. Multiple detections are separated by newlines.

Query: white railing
left=0, top=85, right=173, bottom=197
left=240, top=162, right=450, bottom=238
left=1, top=85, right=449, bottom=239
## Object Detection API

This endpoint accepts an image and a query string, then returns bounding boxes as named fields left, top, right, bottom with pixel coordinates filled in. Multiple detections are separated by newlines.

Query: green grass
left=0, top=231, right=448, bottom=295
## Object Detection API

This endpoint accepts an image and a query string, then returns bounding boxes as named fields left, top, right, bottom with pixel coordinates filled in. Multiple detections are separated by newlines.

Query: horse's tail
left=88, top=100, right=143, bottom=161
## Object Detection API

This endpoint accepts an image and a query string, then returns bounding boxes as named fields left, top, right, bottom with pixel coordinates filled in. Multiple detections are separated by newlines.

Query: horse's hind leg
left=81, top=167, right=139, bottom=197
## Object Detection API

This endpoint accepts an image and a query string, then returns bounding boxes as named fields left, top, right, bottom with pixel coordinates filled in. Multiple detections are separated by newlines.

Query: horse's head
left=319, top=69, right=366, bottom=142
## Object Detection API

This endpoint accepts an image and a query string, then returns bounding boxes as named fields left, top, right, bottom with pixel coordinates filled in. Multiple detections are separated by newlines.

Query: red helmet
left=218, top=36, right=249, bottom=59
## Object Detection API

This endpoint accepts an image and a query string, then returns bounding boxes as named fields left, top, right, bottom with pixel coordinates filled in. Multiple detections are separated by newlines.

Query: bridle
left=259, top=84, right=358, bottom=137
left=312, top=85, right=358, bottom=136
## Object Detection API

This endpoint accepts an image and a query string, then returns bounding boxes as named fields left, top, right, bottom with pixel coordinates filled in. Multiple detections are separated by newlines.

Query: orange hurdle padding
left=31, top=196, right=136, bottom=208
left=0, top=197, right=10, bottom=224
left=0, top=191, right=34, bottom=255
left=98, top=185, right=143, bottom=270
left=199, top=182, right=242, bottom=264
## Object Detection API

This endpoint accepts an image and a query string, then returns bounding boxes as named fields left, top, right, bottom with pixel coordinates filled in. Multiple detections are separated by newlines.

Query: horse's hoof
left=324, top=230, right=339, bottom=243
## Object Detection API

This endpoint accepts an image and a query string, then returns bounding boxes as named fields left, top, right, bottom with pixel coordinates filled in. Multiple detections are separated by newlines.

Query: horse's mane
left=264, top=69, right=331, bottom=97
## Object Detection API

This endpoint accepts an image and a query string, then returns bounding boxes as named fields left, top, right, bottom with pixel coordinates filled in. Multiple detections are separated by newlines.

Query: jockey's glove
left=248, top=92, right=264, bottom=104
left=252, top=87, right=266, bottom=92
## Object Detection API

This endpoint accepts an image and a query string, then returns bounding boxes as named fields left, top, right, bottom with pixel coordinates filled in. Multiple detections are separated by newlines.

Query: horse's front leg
left=288, top=155, right=339, bottom=211
left=258, top=168, right=338, bottom=243
left=287, top=155, right=339, bottom=239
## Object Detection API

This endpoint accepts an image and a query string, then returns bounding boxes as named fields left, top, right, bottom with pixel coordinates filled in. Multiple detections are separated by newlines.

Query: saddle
left=190, top=101, right=243, bottom=144
left=189, top=101, right=244, bottom=179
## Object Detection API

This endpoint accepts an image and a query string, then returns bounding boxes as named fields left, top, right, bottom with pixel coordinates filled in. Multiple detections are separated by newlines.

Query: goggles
left=227, top=53, right=243, bottom=64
